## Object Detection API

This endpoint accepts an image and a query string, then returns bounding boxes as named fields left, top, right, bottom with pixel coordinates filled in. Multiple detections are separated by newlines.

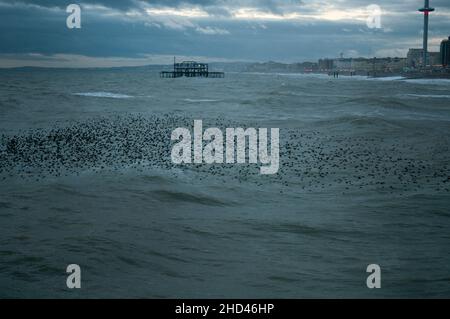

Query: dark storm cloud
left=0, top=0, right=449, bottom=67
left=3, top=0, right=302, bottom=10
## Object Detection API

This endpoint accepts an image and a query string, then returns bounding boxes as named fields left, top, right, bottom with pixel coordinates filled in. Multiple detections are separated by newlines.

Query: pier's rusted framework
left=160, top=60, right=224, bottom=78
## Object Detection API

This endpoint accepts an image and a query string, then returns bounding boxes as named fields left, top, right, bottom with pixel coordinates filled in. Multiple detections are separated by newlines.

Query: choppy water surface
left=0, top=68, right=449, bottom=298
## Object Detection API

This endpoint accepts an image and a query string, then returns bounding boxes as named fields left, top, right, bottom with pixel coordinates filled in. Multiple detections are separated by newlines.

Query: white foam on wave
left=73, top=92, right=133, bottom=99
left=401, top=94, right=450, bottom=99
left=367, top=76, right=405, bottom=81
left=340, top=75, right=368, bottom=80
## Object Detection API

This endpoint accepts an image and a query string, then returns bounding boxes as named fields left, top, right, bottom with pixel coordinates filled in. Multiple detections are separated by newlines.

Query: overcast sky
left=0, top=0, right=449, bottom=67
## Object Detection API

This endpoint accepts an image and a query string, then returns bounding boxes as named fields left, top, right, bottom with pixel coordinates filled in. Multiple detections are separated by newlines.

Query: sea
left=0, top=68, right=449, bottom=298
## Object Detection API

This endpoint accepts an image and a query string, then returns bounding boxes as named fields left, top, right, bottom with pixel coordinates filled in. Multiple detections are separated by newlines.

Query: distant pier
left=160, top=60, right=224, bottom=78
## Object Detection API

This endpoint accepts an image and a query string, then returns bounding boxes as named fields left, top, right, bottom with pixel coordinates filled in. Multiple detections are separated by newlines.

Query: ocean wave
left=328, top=75, right=405, bottom=81
left=73, top=92, right=133, bottom=99
left=183, top=98, right=220, bottom=103
left=151, top=189, right=231, bottom=207
left=315, top=114, right=402, bottom=128
left=367, top=76, right=405, bottom=81
left=344, top=96, right=412, bottom=109
left=403, top=79, right=450, bottom=85
left=401, top=94, right=450, bottom=99
left=244, top=72, right=330, bottom=79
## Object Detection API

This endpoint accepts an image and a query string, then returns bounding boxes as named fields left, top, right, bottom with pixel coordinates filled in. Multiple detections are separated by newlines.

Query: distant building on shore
left=333, top=58, right=353, bottom=71
left=245, top=61, right=319, bottom=73
left=441, top=36, right=450, bottom=67
left=330, top=57, right=406, bottom=76
left=318, top=59, right=334, bottom=72
left=407, top=49, right=424, bottom=68
left=407, top=48, right=441, bottom=68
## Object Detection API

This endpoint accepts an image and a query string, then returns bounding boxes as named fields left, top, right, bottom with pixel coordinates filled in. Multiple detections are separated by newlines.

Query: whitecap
left=403, top=79, right=450, bottom=85
left=73, top=92, right=133, bottom=99
left=366, top=76, right=405, bottom=81
left=401, top=94, right=450, bottom=99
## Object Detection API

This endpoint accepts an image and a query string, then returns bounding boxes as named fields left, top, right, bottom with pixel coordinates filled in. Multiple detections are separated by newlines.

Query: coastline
left=241, top=69, right=450, bottom=80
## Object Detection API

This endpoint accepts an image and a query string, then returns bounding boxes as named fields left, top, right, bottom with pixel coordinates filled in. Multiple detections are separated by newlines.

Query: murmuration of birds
left=0, top=113, right=449, bottom=195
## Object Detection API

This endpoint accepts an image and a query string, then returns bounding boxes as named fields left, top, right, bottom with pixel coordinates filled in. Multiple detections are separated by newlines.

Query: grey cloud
left=0, top=0, right=449, bottom=67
